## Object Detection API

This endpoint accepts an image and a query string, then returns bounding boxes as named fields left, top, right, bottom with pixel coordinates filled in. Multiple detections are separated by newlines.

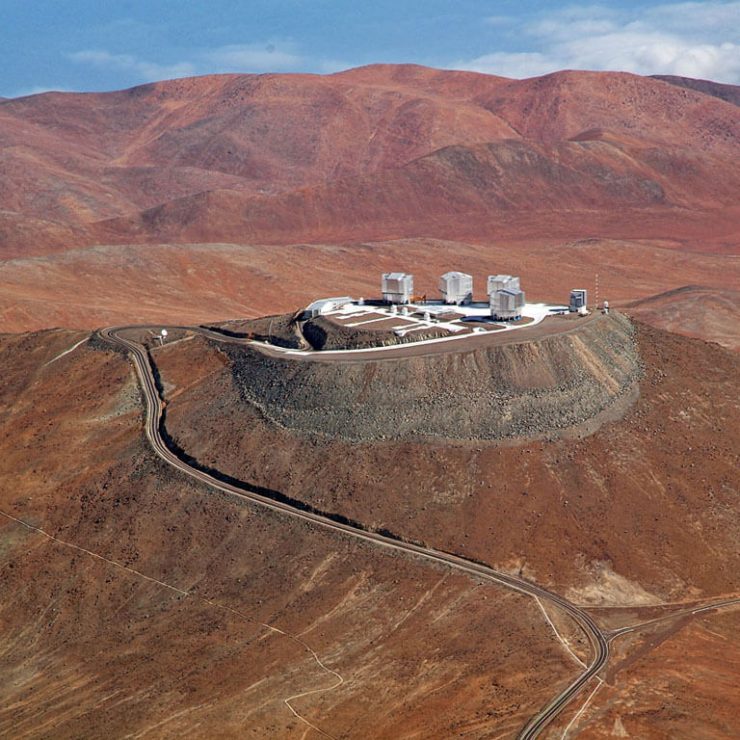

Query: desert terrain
left=0, top=64, right=738, bottom=349
left=1, top=62, right=739, bottom=738
left=2, top=313, right=739, bottom=737
left=0, top=329, right=580, bottom=738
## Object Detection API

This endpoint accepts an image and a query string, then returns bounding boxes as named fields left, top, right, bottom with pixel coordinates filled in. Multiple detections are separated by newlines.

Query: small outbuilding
left=439, top=271, right=473, bottom=305
left=382, top=272, right=414, bottom=304
left=569, top=289, right=588, bottom=312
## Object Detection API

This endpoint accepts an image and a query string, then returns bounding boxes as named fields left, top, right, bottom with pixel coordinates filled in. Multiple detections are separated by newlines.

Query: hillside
left=0, top=66, right=738, bottom=257
left=627, top=285, right=740, bottom=351
left=150, top=313, right=740, bottom=737
left=0, top=328, right=576, bottom=738
left=1, top=312, right=739, bottom=737
left=220, top=313, right=639, bottom=442
left=1, top=58, right=738, bottom=739
left=652, top=74, right=740, bottom=106
left=1, top=237, right=738, bottom=335
left=0, top=64, right=737, bottom=346
left=157, top=316, right=740, bottom=599
left=95, top=134, right=740, bottom=247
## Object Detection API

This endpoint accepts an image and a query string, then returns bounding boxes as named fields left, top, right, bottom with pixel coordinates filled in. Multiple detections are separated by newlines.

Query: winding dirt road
left=99, top=325, right=740, bottom=738
left=102, top=325, right=607, bottom=737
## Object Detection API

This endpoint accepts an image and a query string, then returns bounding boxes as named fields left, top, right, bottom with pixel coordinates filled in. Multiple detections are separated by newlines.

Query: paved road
left=101, top=325, right=608, bottom=738
left=607, top=597, right=740, bottom=642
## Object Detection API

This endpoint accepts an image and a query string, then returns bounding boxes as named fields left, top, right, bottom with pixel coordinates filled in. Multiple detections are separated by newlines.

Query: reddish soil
left=0, top=238, right=738, bottom=336
left=157, top=320, right=740, bottom=603
left=0, top=65, right=738, bottom=258
left=0, top=330, right=577, bottom=738
left=626, top=285, right=740, bottom=351
left=2, top=62, right=738, bottom=737
left=0, top=65, right=737, bottom=346
left=149, top=316, right=740, bottom=735
left=552, top=608, right=740, bottom=738
left=652, top=75, right=740, bottom=107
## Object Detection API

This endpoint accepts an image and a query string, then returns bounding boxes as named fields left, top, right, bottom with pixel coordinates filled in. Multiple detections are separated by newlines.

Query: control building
left=569, top=289, right=588, bottom=312
left=382, top=272, right=414, bottom=304
left=488, top=274, right=525, bottom=320
left=305, top=297, right=353, bottom=318
left=439, top=271, right=473, bottom=305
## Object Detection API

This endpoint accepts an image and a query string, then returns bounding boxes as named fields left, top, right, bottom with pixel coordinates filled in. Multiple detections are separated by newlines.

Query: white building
left=487, top=274, right=520, bottom=294
left=487, top=274, right=525, bottom=320
left=569, top=289, right=588, bottom=312
left=382, top=272, right=414, bottom=304
left=439, top=271, right=473, bottom=305
left=305, top=297, right=353, bottom=318
left=490, top=288, right=526, bottom=320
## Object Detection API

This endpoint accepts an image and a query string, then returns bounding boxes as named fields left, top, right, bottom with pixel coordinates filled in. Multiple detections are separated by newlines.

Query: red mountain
left=1, top=65, right=738, bottom=257
left=651, top=74, right=740, bottom=107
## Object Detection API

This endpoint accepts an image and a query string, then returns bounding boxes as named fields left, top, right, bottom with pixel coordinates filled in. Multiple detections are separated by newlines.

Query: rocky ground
left=1, top=311, right=738, bottom=738
left=223, top=312, right=639, bottom=442
left=0, top=329, right=577, bottom=738
left=302, top=314, right=452, bottom=350
left=159, top=315, right=740, bottom=601
left=152, top=314, right=740, bottom=736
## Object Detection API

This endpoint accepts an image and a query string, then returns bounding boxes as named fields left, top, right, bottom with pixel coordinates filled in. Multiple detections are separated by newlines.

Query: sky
left=1, top=1, right=739, bottom=97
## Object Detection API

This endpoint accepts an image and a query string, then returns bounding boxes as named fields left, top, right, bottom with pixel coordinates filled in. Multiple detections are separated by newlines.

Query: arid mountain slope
left=627, top=285, right=740, bottom=350
left=1, top=238, right=738, bottom=334
left=0, top=329, right=575, bottom=738
left=157, top=318, right=740, bottom=602
left=148, top=314, right=740, bottom=737
left=96, top=133, right=740, bottom=247
left=1, top=313, right=738, bottom=737
left=1, top=65, right=738, bottom=256
left=652, top=74, right=740, bottom=106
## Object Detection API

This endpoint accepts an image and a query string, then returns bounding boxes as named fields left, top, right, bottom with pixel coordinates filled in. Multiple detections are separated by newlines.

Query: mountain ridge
left=1, top=65, right=738, bottom=256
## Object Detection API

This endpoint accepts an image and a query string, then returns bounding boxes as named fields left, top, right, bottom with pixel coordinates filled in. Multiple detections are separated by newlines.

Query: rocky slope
left=224, top=313, right=639, bottom=442
left=157, top=317, right=740, bottom=604
left=652, top=74, right=740, bottom=106
left=626, top=285, right=740, bottom=351
left=0, top=237, right=737, bottom=336
left=0, top=329, right=575, bottom=738
left=150, top=313, right=740, bottom=736
left=1, top=313, right=739, bottom=737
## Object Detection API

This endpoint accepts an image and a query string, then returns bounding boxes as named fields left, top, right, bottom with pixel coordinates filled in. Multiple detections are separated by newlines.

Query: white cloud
left=67, top=41, right=351, bottom=84
left=456, top=2, right=740, bottom=83
left=68, top=50, right=196, bottom=81
left=204, top=42, right=303, bottom=72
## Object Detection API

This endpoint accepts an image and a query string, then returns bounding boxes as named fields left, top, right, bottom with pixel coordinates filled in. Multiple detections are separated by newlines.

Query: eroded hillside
left=156, top=316, right=740, bottom=604
left=0, top=330, right=577, bottom=738
left=222, top=313, right=639, bottom=442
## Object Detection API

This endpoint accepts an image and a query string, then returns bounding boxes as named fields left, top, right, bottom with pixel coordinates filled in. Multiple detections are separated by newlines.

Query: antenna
left=595, top=273, right=599, bottom=311
left=159, top=328, right=168, bottom=346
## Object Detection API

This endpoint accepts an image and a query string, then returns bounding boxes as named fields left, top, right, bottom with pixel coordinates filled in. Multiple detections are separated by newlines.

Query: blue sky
left=2, top=1, right=738, bottom=97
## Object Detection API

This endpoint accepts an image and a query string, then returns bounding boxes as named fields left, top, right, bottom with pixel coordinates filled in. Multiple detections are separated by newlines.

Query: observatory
left=439, top=271, right=473, bottom=305
left=382, top=272, right=414, bottom=304
left=490, top=288, right=526, bottom=320
left=487, top=275, right=520, bottom=294
left=487, top=275, right=525, bottom=320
